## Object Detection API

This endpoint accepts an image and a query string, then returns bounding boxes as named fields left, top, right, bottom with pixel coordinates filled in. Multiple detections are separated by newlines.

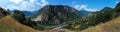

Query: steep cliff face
left=32, top=5, right=81, bottom=25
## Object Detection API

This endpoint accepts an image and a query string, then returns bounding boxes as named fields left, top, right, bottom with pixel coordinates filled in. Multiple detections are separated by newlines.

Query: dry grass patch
left=0, top=16, right=36, bottom=32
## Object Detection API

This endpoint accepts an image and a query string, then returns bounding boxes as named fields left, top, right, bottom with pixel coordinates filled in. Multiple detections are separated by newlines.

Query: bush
left=35, top=24, right=45, bottom=30
left=12, top=10, right=25, bottom=23
left=12, top=10, right=37, bottom=28
left=24, top=18, right=36, bottom=28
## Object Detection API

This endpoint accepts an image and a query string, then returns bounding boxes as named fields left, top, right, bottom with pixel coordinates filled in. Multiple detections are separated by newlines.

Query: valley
left=0, top=0, right=120, bottom=32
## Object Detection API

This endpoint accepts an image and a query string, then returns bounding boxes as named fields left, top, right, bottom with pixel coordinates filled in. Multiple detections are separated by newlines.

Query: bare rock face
left=0, top=7, right=10, bottom=18
left=33, top=5, right=81, bottom=25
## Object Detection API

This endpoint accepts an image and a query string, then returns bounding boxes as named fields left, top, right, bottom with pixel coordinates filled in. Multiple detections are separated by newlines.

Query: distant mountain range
left=10, top=8, right=91, bottom=18
left=79, top=10, right=91, bottom=16
left=10, top=10, right=37, bottom=17
left=22, top=9, right=91, bottom=18
left=9, top=5, right=92, bottom=25
left=22, top=11, right=37, bottom=17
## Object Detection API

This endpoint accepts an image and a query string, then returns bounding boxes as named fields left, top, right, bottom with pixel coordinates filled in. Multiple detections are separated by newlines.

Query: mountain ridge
left=32, top=5, right=81, bottom=25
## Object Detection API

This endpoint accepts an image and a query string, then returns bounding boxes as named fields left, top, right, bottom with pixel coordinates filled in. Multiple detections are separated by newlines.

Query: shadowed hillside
left=81, top=16, right=120, bottom=32
left=0, top=15, right=36, bottom=32
left=32, top=5, right=81, bottom=25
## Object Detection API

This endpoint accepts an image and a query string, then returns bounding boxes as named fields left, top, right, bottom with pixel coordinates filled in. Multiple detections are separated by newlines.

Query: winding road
left=44, top=19, right=81, bottom=30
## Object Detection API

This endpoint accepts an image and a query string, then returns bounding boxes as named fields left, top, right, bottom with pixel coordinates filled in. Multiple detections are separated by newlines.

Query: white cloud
left=9, top=0, right=23, bottom=4
left=30, top=0, right=36, bottom=3
left=39, top=0, right=49, bottom=6
left=74, top=5, right=87, bottom=10
left=116, top=1, right=119, bottom=4
left=74, top=5, right=97, bottom=12
left=6, top=0, right=49, bottom=11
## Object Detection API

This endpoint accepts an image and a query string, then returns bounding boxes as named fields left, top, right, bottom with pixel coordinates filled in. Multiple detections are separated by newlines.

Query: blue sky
left=0, top=0, right=120, bottom=12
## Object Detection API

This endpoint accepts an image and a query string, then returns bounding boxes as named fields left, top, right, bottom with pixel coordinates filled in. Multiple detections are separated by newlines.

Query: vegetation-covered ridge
left=63, top=2, right=120, bottom=31
left=81, top=16, right=120, bottom=32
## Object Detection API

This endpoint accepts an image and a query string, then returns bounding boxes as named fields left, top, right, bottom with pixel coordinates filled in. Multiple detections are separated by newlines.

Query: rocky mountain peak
left=32, top=5, right=81, bottom=25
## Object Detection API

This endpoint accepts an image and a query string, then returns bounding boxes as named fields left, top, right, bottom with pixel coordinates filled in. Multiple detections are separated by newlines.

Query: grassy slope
left=1, top=15, right=120, bottom=32
left=81, top=16, right=120, bottom=32
left=0, top=15, right=36, bottom=32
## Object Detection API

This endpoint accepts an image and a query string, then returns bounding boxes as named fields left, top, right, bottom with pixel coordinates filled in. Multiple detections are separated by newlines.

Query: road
left=44, top=19, right=81, bottom=30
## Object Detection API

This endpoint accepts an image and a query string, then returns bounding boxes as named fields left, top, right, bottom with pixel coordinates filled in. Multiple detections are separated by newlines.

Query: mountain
left=79, top=10, right=91, bottom=16
left=115, top=2, right=120, bottom=12
left=32, top=5, right=81, bottom=25
left=10, top=10, right=37, bottom=17
left=22, top=11, right=37, bottom=17
left=100, top=7, right=113, bottom=11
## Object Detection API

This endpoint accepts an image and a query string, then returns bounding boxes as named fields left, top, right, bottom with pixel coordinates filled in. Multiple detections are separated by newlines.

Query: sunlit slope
left=81, top=16, right=120, bottom=32
left=0, top=15, right=36, bottom=32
